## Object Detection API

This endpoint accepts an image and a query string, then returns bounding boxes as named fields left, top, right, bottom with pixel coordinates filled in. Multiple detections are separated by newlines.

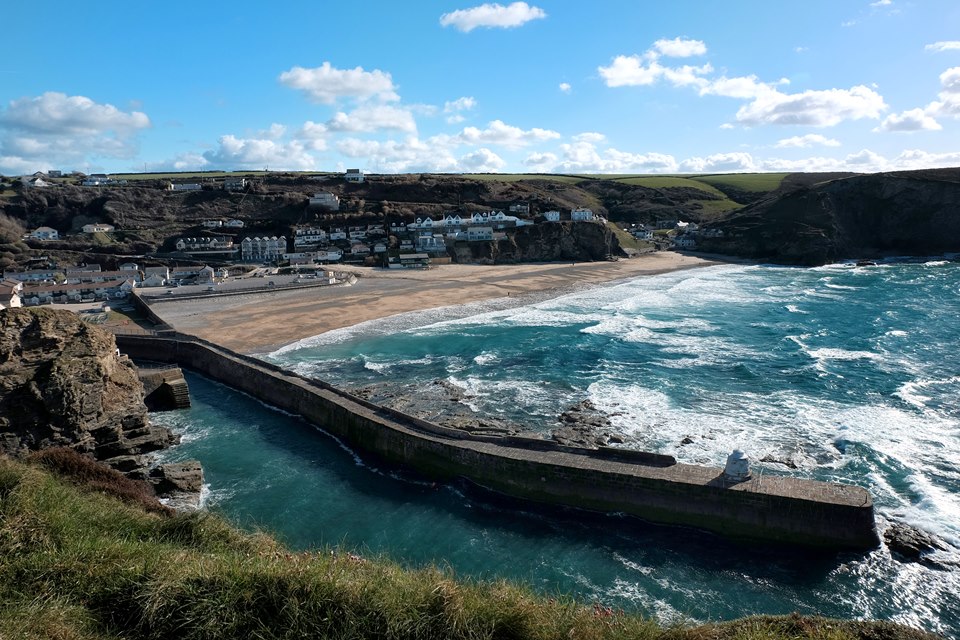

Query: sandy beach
left=151, top=253, right=731, bottom=354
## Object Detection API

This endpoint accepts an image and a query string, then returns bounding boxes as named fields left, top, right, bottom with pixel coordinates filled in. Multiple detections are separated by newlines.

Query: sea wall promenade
left=115, top=333, right=880, bottom=550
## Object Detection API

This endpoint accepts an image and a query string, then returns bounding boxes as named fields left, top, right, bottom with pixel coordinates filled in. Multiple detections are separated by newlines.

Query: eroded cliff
left=0, top=307, right=177, bottom=475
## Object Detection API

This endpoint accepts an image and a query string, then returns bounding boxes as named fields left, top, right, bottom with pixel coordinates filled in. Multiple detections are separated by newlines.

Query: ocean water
left=152, top=261, right=960, bottom=636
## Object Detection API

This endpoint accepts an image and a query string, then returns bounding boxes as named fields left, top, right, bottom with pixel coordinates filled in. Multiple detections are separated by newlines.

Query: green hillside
left=0, top=451, right=935, bottom=640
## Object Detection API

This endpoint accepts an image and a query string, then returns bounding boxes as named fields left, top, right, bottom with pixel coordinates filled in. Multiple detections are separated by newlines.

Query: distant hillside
left=698, top=168, right=960, bottom=265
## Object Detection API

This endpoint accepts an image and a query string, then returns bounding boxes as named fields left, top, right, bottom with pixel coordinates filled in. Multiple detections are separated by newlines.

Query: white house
left=25, top=177, right=51, bottom=188
left=29, top=227, right=59, bottom=241
left=3, top=269, right=61, bottom=282
left=416, top=233, right=445, bottom=252
left=118, top=262, right=139, bottom=271
left=631, top=227, right=653, bottom=240
left=344, top=168, right=364, bottom=183
left=467, top=226, right=494, bottom=242
left=442, top=214, right=463, bottom=228
left=82, top=223, right=115, bottom=233
left=309, top=192, right=340, bottom=211
left=509, top=203, right=530, bottom=214
left=0, top=279, right=23, bottom=309
left=225, top=219, right=245, bottom=228
left=198, top=266, right=216, bottom=283
left=328, top=229, right=347, bottom=241
left=348, top=229, right=367, bottom=240
left=293, top=225, right=329, bottom=249
left=543, top=211, right=561, bottom=222
left=168, top=183, right=202, bottom=192
left=240, top=236, right=286, bottom=262
left=571, top=207, right=595, bottom=222
left=202, top=219, right=224, bottom=228
left=373, top=243, right=387, bottom=253
left=350, top=243, right=371, bottom=255
left=674, top=235, right=697, bottom=250
left=175, top=237, right=235, bottom=256
left=316, top=248, right=343, bottom=262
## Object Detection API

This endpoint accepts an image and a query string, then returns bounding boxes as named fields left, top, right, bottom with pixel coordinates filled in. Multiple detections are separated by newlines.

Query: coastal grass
left=692, top=173, right=789, bottom=192
left=0, top=455, right=937, bottom=640
left=610, top=176, right=729, bottom=199
left=459, top=173, right=586, bottom=184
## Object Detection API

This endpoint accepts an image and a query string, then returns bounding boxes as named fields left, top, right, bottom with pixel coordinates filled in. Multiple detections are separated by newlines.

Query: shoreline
left=151, top=252, right=748, bottom=355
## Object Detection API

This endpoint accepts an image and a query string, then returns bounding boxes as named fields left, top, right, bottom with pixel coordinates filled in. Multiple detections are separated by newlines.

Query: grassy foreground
left=0, top=452, right=937, bottom=640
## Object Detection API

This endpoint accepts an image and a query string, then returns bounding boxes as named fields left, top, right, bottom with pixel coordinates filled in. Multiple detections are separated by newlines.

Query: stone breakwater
left=115, top=332, right=880, bottom=550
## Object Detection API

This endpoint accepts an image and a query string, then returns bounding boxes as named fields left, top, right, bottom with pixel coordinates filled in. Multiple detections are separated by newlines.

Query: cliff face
left=701, top=170, right=960, bottom=265
left=452, top=220, right=624, bottom=264
left=0, top=308, right=177, bottom=474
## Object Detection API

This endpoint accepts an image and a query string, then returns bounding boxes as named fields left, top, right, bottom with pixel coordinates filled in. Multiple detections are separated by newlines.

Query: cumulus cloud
left=926, top=41, right=960, bottom=53
left=679, top=152, right=757, bottom=173
left=573, top=132, right=606, bottom=143
left=598, top=55, right=713, bottom=88
left=326, top=104, right=417, bottom=134
left=456, top=119, right=560, bottom=148
left=653, top=37, right=707, bottom=58
left=600, top=38, right=888, bottom=128
left=559, top=82, right=572, bottom=93
left=336, top=136, right=460, bottom=173
left=444, top=96, right=477, bottom=113
left=444, top=96, right=476, bottom=124
left=734, top=85, right=886, bottom=126
left=278, top=62, right=399, bottom=104
left=523, top=151, right=558, bottom=171
left=874, top=108, right=942, bottom=132
left=552, top=140, right=678, bottom=173
left=775, top=134, right=841, bottom=148
left=296, top=121, right=329, bottom=151
left=0, top=92, right=151, bottom=173
left=440, top=2, right=546, bottom=32
left=870, top=0, right=892, bottom=6
left=459, top=147, right=506, bottom=172
left=202, top=135, right=316, bottom=170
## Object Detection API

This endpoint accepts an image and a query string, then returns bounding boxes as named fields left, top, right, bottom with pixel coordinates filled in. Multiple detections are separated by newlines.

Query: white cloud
left=296, top=121, right=329, bottom=151
left=719, top=123, right=735, bottom=129
left=0, top=91, right=150, bottom=135
left=679, top=152, right=757, bottom=173
left=795, top=46, right=809, bottom=54
left=336, top=136, right=460, bottom=173
left=444, top=96, right=477, bottom=113
left=875, top=108, right=942, bottom=132
left=0, top=92, right=151, bottom=173
left=775, top=134, right=841, bottom=148
left=699, top=74, right=774, bottom=100
left=598, top=55, right=714, bottom=88
left=551, top=140, right=678, bottom=173
left=926, top=41, right=960, bottom=53
left=202, top=135, right=316, bottom=170
left=459, top=147, right=506, bottom=172
left=573, top=132, right=606, bottom=143
left=443, top=96, right=476, bottom=124
left=653, top=37, right=707, bottom=58
left=940, top=66, right=960, bottom=94
left=440, top=2, right=546, bottom=32
left=326, top=104, right=417, bottom=134
left=870, top=0, right=891, bottom=6
left=456, top=119, right=560, bottom=148
left=559, top=82, right=572, bottom=93
left=523, top=152, right=558, bottom=171
left=735, top=85, right=886, bottom=126
left=278, top=62, right=399, bottom=104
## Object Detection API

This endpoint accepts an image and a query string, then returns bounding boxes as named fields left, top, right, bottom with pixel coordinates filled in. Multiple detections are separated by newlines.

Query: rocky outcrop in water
left=884, top=521, right=955, bottom=569
left=552, top=400, right=628, bottom=448
left=0, top=308, right=194, bottom=488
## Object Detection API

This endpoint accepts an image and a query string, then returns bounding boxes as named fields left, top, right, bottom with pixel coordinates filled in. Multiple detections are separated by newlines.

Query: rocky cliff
left=452, top=220, right=624, bottom=264
left=0, top=307, right=177, bottom=476
left=699, top=169, right=960, bottom=265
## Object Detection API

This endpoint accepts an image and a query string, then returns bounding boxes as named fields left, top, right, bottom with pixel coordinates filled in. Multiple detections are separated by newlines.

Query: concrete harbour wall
left=116, top=333, right=880, bottom=550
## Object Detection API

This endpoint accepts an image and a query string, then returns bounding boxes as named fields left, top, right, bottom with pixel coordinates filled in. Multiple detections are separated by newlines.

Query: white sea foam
left=785, top=304, right=808, bottom=314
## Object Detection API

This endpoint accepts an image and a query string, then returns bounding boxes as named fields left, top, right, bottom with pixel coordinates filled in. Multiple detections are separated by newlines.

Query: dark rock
left=453, top=220, right=625, bottom=264
left=680, top=436, right=695, bottom=445
left=760, top=454, right=800, bottom=469
left=0, top=308, right=181, bottom=479
left=552, top=400, right=628, bottom=448
left=884, top=522, right=951, bottom=567
left=149, top=461, right=204, bottom=495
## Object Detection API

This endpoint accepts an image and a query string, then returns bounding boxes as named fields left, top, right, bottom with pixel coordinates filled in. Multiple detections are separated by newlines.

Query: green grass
left=690, top=198, right=743, bottom=216
left=609, top=176, right=729, bottom=199
left=691, top=173, right=789, bottom=193
left=0, top=453, right=936, bottom=640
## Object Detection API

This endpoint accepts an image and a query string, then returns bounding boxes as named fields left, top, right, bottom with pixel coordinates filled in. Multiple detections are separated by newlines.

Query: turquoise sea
left=152, top=261, right=960, bottom=636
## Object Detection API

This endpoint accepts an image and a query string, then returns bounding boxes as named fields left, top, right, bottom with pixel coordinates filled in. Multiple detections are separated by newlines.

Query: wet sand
left=152, top=253, right=733, bottom=354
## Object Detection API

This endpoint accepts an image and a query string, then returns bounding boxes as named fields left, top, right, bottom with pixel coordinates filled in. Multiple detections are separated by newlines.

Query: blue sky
left=1, top=0, right=959, bottom=175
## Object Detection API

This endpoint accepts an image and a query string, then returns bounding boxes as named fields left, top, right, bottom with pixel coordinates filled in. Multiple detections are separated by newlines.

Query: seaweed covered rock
left=0, top=307, right=176, bottom=475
